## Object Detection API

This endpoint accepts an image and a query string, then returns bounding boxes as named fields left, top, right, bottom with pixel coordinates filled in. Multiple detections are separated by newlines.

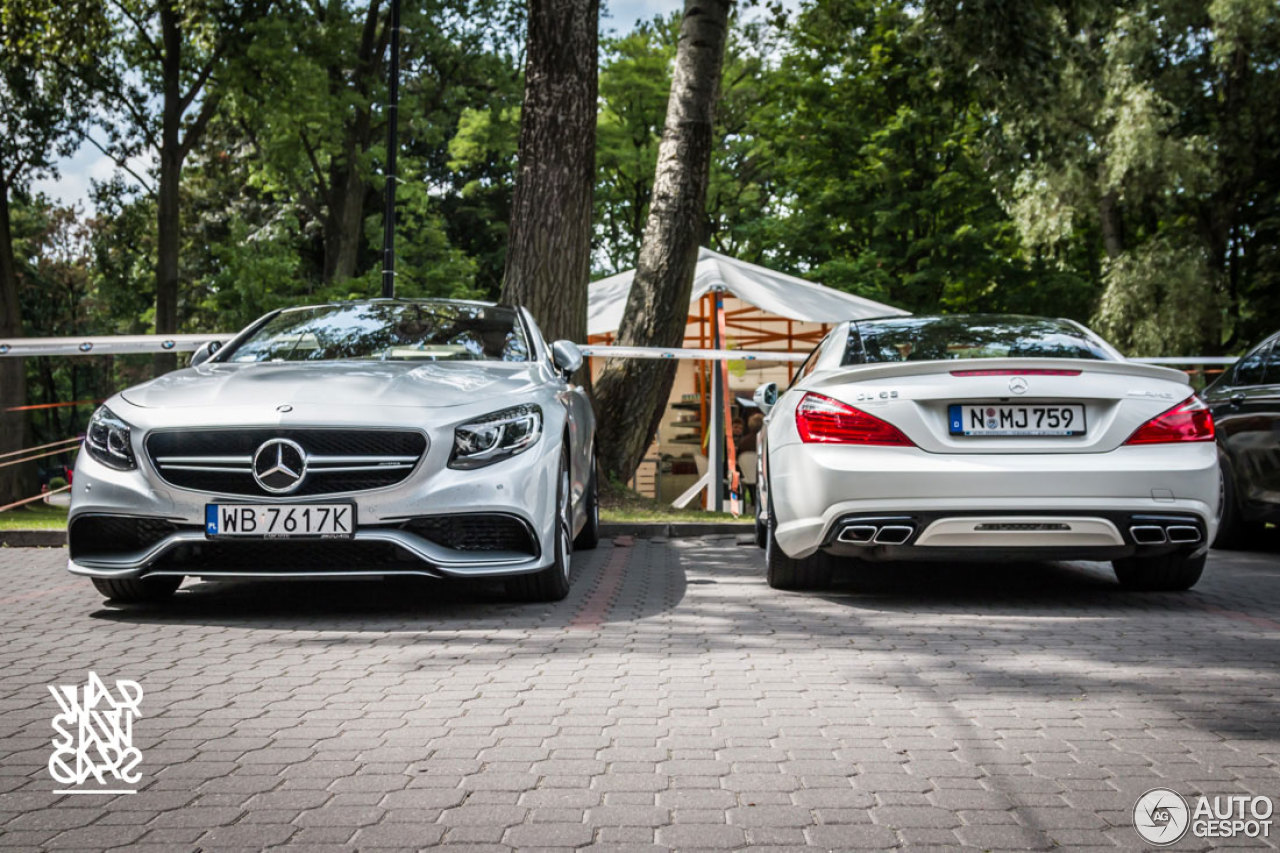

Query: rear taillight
left=1124, top=395, right=1215, bottom=445
left=795, top=392, right=914, bottom=446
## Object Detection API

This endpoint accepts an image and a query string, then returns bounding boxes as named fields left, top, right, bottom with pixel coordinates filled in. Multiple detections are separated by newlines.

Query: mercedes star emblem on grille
left=252, top=438, right=307, bottom=493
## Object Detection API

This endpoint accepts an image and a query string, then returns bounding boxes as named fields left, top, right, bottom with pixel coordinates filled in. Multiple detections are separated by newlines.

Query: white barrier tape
left=0, top=334, right=233, bottom=357
left=581, top=345, right=808, bottom=362
left=1130, top=356, right=1238, bottom=365
left=0, top=334, right=1239, bottom=366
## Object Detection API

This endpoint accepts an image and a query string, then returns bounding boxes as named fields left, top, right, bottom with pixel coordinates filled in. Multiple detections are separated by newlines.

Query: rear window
left=844, top=316, right=1115, bottom=365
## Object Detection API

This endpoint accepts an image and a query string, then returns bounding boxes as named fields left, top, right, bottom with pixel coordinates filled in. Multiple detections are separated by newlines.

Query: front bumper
left=67, top=423, right=561, bottom=581
left=768, top=441, right=1219, bottom=560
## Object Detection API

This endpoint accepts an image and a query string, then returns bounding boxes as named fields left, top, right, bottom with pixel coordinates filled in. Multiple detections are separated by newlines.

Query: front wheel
left=765, top=510, right=832, bottom=591
left=574, top=452, right=600, bottom=551
left=92, top=576, right=182, bottom=603
left=1112, top=552, right=1206, bottom=591
left=506, top=447, right=573, bottom=602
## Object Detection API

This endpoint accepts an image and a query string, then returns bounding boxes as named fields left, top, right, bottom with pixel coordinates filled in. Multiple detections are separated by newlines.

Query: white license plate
left=205, top=504, right=354, bottom=538
left=949, top=404, right=1086, bottom=437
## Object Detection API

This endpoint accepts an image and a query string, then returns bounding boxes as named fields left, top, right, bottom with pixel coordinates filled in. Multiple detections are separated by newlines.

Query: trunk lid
left=808, top=358, right=1193, bottom=454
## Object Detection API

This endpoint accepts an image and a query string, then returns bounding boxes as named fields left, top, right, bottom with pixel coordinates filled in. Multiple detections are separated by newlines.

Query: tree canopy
left=7, top=0, right=1279, bottom=465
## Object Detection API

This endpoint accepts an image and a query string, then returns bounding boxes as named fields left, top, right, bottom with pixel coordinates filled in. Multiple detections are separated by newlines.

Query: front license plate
left=205, top=504, right=354, bottom=539
left=949, top=404, right=1087, bottom=437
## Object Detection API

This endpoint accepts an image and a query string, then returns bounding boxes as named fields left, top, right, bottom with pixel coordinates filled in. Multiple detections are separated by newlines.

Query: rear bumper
left=768, top=441, right=1218, bottom=559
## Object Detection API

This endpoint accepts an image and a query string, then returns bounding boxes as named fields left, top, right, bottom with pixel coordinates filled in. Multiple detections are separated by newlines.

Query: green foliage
left=11, top=0, right=1279, bottom=385
left=925, top=0, right=1280, bottom=354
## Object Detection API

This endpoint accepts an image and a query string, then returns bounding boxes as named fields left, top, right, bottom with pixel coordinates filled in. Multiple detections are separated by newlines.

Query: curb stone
left=0, top=530, right=67, bottom=548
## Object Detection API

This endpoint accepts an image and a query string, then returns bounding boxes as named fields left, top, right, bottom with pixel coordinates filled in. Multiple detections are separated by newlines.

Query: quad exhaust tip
left=836, top=522, right=916, bottom=546
left=1130, top=524, right=1202, bottom=545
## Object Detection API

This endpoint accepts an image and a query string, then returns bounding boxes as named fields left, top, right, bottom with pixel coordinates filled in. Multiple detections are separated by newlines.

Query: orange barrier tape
left=0, top=484, right=71, bottom=514
left=0, top=444, right=81, bottom=470
left=4, top=398, right=104, bottom=412
left=0, top=437, right=81, bottom=461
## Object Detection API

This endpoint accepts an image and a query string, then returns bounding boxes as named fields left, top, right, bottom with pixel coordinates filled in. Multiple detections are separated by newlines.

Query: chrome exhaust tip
left=837, top=525, right=878, bottom=544
left=1130, top=525, right=1167, bottom=545
left=1165, top=525, right=1201, bottom=544
left=873, top=525, right=914, bottom=545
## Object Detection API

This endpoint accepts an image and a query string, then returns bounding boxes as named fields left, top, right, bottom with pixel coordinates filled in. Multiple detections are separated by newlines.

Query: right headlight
left=85, top=406, right=137, bottom=470
left=449, top=404, right=542, bottom=469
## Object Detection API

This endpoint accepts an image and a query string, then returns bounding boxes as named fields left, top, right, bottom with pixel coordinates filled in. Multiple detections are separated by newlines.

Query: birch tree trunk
left=499, top=0, right=599, bottom=346
left=593, top=0, right=730, bottom=482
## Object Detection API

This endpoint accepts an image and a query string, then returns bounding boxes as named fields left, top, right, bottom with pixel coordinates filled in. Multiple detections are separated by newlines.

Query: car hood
left=119, top=361, right=545, bottom=409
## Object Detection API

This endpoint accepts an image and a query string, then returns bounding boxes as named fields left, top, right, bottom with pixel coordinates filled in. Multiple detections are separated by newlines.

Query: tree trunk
left=323, top=155, right=369, bottom=283
left=321, top=0, right=381, bottom=284
left=499, top=0, right=600, bottom=346
left=0, top=184, right=32, bottom=504
left=153, top=0, right=183, bottom=376
left=593, top=0, right=730, bottom=483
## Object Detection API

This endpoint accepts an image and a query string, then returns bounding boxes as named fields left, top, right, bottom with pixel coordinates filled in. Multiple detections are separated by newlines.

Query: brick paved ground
left=1, top=536, right=1278, bottom=851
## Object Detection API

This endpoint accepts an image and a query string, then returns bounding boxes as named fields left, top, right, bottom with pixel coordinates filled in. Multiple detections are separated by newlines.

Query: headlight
left=85, top=406, right=137, bottom=470
left=450, top=404, right=542, bottom=469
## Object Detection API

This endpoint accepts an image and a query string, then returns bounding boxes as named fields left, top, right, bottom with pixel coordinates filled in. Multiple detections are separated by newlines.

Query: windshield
left=845, top=316, right=1116, bottom=364
left=221, top=302, right=531, bottom=363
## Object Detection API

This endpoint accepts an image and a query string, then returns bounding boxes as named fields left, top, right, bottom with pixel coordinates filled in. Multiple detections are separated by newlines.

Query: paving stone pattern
left=1, top=537, right=1279, bottom=851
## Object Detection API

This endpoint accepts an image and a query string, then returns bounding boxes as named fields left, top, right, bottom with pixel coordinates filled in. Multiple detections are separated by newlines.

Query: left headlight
left=85, top=406, right=137, bottom=470
left=450, top=404, right=542, bottom=469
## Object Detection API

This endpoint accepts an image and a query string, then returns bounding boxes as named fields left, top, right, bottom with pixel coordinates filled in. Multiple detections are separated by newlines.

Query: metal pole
left=709, top=288, right=724, bottom=513
left=380, top=0, right=401, bottom=299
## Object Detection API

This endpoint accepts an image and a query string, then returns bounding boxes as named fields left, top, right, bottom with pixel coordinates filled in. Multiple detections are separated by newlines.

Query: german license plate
left=948, top=404, right=1086, bottom=437
left=205, top=504, right=354, bottom=538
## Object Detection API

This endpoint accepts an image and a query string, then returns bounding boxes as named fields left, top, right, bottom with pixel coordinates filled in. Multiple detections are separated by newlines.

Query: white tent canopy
left=588, top=247, right=908, bottom=337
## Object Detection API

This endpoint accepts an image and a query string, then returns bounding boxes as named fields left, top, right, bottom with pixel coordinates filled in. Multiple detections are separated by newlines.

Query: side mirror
left=753, top=381, right=778, bottom=414
left=551, top=340, right=583, bottom=377
left=189, top=340, right=223, bottom=367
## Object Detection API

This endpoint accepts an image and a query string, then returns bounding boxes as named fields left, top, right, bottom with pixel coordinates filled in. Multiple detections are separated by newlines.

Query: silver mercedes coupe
left=67, top=299, right=598, bottom=603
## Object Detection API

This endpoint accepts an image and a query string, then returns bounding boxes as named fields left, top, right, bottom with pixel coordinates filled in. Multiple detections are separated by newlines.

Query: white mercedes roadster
left=754, top=315, right=1218, bottom=592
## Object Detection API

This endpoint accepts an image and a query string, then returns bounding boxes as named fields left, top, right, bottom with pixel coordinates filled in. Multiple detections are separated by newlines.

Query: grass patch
left=0, top=484, right=752, bottom=529
left=599, top=478, right=750, bottom=524
left=0, top=502, right=69, bottom=531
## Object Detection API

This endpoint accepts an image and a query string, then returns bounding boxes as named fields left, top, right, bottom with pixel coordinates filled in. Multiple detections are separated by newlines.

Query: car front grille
left=69, top=515, right=182, bottom=560
left=145, top=428, right=427, bottom=497
left=402, top=514, right=537, bottom=556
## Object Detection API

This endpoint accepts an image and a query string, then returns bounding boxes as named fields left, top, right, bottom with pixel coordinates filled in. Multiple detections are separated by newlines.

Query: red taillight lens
left=1124, top=395, right=1215, bottom=445
left=795, top=392, right=914, bottom=446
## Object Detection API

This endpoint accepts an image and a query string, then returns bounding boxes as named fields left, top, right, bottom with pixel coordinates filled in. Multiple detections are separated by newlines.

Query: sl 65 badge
left=854, top=390, right=899, bottom=401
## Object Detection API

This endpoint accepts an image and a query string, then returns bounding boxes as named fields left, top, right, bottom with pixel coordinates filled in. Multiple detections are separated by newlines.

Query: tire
left=1112, top=552, right=1206, bottom=591
left=765, top=507, right=832, bottom=591
left=573, top=452, right=600, bottom=551
left=754, top=497, right=767, bottom=549
left=506, top=447, right=573, bottom=602
left=92, top=575, right=182, bottom=603
left=1214, top=451, right=1263, bottom=549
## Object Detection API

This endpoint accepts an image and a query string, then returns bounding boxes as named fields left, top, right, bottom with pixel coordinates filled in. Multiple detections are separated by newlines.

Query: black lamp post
left=380, top=0, right=401, bottom=299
